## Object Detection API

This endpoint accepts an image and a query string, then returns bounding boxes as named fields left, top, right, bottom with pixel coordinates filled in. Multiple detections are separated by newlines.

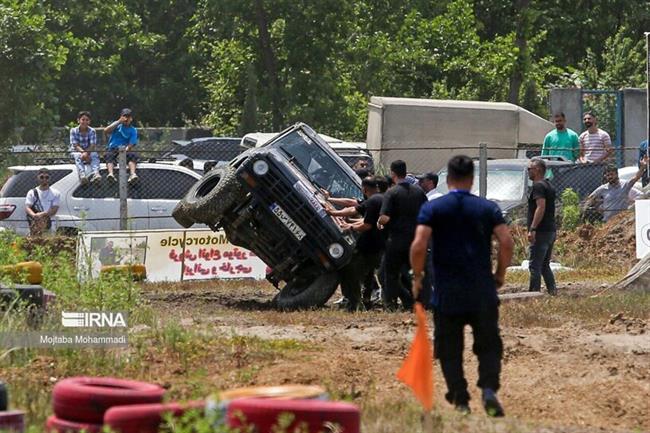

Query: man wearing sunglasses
left=25, top=168, right=61, bottom=236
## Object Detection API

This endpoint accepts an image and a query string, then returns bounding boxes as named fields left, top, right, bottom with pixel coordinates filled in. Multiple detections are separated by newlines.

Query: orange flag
left=396, top=302, right=434, bottom=411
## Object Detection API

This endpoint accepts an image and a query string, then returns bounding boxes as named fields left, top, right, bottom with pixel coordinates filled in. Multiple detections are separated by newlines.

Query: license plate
left=269, top=203, right=306, bottom=241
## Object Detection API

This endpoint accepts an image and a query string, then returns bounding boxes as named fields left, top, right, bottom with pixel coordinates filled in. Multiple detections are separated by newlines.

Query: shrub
left=561, top=188, right=580, bottom=230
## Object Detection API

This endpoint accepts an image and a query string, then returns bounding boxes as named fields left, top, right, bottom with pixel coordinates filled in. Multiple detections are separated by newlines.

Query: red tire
left=104, top=400, right=205, bottom=433
left=227, top=399, right=360, bottom=433
left=52, top=377, right=165, bottom=423
left=45, top=415, right=102, bottom=433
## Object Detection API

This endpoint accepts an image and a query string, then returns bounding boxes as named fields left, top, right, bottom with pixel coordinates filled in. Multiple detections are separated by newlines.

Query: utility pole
left=646, top=32, right=649, bottom=160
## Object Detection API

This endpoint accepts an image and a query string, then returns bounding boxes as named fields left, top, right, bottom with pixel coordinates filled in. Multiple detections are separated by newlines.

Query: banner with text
left=77, top=229, right=267, bottom=282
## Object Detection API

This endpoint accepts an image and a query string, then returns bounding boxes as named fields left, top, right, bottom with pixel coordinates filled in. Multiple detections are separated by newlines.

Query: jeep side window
left=276, top=131, right=362, bottom=199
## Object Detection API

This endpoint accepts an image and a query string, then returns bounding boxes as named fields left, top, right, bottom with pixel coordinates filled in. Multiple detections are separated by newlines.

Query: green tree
left=0, top=0, right=67, bottom=147
left=47, top=0, right=203, bottom=127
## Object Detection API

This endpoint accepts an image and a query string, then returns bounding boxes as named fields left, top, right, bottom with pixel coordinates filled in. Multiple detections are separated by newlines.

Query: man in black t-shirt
left=328, top=177, right=385, bottom=311
left=527, top=157, right=557, bottom=295
left=378, top=160, right=427, bottom=310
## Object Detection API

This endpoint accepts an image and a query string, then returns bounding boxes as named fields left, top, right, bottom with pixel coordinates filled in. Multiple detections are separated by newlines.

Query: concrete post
left=622, top=88, right=648, bottom=166
left=118, top=148, right=128, bottom=230
left=549, top=88, right=582, bottom=133
left=479, top=143, right=488, bottom=198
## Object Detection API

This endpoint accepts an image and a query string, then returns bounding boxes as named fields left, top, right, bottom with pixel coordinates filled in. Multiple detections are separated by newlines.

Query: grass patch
left=1, top=320, right=312, bottom=430
left=501, top=290, right=650, bottom=328
left=505, top=266, right=627, bottom=285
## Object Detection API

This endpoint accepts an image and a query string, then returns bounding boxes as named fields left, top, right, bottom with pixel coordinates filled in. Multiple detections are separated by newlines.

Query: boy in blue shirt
left=104, top=108, right=139, bottom=184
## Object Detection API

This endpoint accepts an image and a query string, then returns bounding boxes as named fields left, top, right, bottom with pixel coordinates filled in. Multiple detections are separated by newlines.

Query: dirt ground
left=144, top=279, right=650, bottom=433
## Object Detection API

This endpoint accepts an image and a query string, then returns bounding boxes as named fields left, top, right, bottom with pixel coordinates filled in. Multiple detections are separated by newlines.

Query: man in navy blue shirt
left=410, top=155, right=514, bottom=416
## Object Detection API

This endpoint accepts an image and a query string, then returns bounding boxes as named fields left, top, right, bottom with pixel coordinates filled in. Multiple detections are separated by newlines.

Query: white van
left=240, top=132, right=373, bottom=170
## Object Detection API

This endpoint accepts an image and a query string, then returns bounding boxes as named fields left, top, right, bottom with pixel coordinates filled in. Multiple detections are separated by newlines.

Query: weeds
left=501, top=291, right=650, bottom=328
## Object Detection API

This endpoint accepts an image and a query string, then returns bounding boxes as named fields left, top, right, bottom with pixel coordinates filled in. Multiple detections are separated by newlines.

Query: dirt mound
left=604, top=312, right=647, bottom=335
left=557, top=211, right=637, bottom=268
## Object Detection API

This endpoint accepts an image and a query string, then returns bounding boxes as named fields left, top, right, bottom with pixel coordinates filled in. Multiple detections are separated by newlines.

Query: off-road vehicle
left=172, top=123, right=363, bottom=309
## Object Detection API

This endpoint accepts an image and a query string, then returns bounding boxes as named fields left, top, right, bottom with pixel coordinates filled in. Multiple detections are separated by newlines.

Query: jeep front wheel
left=273, top=271, right=339, bottom=311
left=172, top=166, right=244, bottom=228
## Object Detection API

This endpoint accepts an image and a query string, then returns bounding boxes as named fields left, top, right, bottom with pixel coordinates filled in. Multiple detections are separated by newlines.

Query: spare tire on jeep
left=273, top=271, right=340, bottom=311
left=172, top=166, right=244, bottom=228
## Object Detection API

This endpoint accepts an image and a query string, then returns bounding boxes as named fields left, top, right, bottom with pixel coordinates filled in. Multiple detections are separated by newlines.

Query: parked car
left=162, top=137, right=242, bottom=161
left=174, top=123, right=363, bottom=310
left=240, top=132, right=374, bottom=171
left=436, top=158, right=606, bottom=223
left=618, top=166, right=644, bottom=192
left=156, top=137, right=243, bottom=173
left=0, top=163, right=203, bottom=235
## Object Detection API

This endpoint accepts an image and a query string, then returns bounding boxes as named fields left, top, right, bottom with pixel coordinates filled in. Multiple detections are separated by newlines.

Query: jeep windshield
left=437, top=168, right=525, bottom=202
left=275, top=130, right=362, bottom=199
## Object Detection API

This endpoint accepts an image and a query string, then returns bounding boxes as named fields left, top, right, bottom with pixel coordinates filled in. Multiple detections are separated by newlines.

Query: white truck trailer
left=366, top=97, right=554, bottom=173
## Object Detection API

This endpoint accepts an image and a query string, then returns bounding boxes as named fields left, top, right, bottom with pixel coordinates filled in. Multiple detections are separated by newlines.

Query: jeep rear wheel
left=273, top=271, right=339, bottom=311
left=172, top=166, right=244, bottom=228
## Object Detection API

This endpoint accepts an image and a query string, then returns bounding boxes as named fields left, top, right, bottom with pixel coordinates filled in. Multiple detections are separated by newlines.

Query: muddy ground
left=144, top=278, right=650, bottom=433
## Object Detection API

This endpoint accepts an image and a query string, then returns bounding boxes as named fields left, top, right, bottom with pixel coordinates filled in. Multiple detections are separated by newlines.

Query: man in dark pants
left=527, top=157, right=557, bottom=295
left=410, top=155, right=514, bottom=416
left=328, top=177, right=385, bottom=311
left=378, top=160, right=427, bottom=311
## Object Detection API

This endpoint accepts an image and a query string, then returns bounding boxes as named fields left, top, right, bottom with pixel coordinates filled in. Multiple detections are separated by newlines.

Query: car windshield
left=437, top=168, right=525, bottom=202
left=275, top=130, right=362, bottom=199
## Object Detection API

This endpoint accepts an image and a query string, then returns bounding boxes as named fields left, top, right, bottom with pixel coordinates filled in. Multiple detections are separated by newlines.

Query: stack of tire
left=211, top=385, right=361, bottom=433
left=46, top=378, right=360, bottom=433
left=45, top=377, right=202, bottom=433
left=0, top=382, right=26, bottom=433
left=0, top=261, right=50, bottom=327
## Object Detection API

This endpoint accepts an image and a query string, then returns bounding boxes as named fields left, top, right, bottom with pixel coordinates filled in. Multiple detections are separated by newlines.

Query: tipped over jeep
left=172, top=123, right=362, bottom=309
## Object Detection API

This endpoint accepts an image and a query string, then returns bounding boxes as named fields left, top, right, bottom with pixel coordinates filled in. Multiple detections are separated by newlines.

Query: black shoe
left=482, top=388, right=504, bottom=417
left=548, top=288, right=558, bottom=296
left=454, top=403, right=471, bottom=415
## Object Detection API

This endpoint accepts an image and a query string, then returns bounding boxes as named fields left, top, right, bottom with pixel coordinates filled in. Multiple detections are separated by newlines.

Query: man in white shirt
left=584, top=160, right=647, bottom=222
left=418, top=172, right=443, bottom=200
left=579, top=112, right=613, bottom=163
left=25, top=168, right=61, bottom=236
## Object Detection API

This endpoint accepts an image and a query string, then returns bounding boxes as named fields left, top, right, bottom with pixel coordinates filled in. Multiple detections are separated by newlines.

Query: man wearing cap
left=418, top=172, right=443, bottom=201
left=104, top=108, right=139, bottom=184
left=25, top=168, right=61, bottom=236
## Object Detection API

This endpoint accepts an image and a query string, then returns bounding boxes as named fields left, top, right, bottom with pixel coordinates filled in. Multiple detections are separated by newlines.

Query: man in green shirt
left=541, top=112, right=579, bottom=162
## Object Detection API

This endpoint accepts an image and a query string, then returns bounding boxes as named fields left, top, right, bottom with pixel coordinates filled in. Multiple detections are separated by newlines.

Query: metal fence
left=0, top=148, right=213, bottom=235
left=0, top=143, right=645, bottom=235
left=369, top=143, right=646, bottom=226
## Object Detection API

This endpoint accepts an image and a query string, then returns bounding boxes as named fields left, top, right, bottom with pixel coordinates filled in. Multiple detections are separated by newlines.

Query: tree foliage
left=1, top=0, right=649, bottom=147
left=0, top=0, right=67, bottom=144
